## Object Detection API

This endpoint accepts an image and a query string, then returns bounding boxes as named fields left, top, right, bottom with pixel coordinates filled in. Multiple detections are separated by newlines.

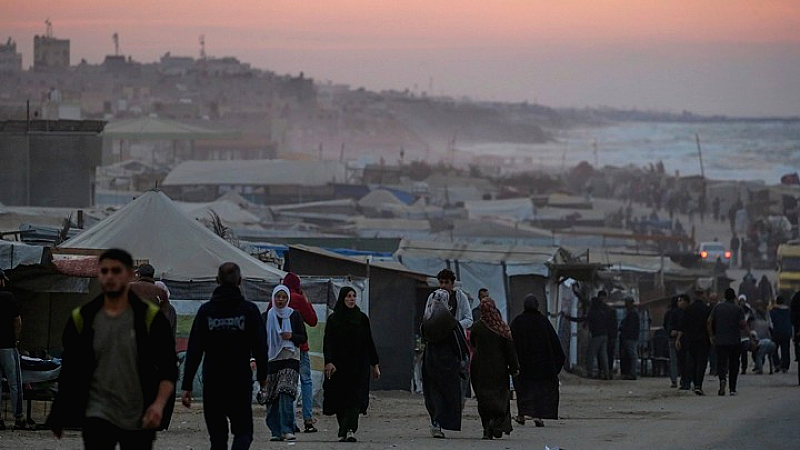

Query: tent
left=59, top=190, right=285, bottom=287
left=395, top=239, right=560, bottom=320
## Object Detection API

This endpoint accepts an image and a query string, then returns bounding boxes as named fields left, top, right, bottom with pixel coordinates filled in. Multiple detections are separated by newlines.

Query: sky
left=3, top=0, right=800, bottom=117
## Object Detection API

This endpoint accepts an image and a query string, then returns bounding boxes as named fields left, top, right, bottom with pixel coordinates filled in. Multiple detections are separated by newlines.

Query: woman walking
left=421, top=289, right=470, bottom=438
left=261, top=285, right=307, bottom=441
left=510, top=294, right=565, bottom=427
left=322, top=287, right=380, bottom=442
left=469, top=297, right=519, bottom=439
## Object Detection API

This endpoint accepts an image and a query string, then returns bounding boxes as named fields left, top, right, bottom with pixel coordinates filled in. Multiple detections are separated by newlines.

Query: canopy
left=59, top=190, right=285, bottom=282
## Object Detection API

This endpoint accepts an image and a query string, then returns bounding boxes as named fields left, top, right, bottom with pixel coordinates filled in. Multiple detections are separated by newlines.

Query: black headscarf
left=524, top=294, right=539, bottom=313
left=333, top=286, right=362, bottom=326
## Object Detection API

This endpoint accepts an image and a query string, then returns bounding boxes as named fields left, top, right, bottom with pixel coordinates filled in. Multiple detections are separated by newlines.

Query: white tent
left=395, top=239, right=559, bottom=319
left=60, top=190, right=285, bottom=282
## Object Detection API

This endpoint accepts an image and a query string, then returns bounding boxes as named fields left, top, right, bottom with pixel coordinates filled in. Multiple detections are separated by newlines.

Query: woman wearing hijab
left=261, top=285, right=307, bottom=441
left=322, top=287, right=380, bottom=442
left=421, top=289, right=470, bottom=439
left=510, top=294, right=565, bottom=427
left=469, top=297, right=519, bottom=439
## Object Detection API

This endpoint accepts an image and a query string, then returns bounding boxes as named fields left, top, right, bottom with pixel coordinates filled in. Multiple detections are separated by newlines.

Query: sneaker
left=346, top=431, right=357, bottom=442
left=339, top=436, right=348, bottom=442
left=694, top=388, right=704, bottom=396
left=670, top=383, right=678, bottom=388
left=283, top=433, right=297, bottom=441
left=430, top=425, right=445, bottom=438
left=718, top=380, right=726, bottom=396
left=13, top=419, right=31, bottom=431
left=729, top=391, right=738, bottom=396
left=679, top=385, right=691, bottom=391
left=270, top=436, right=284, bottom=442
left=304, top=420, right=318, bottom=433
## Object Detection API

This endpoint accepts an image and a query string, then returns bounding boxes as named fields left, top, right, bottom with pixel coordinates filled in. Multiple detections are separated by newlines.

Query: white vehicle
left=698, top=242, right=731, bottom=267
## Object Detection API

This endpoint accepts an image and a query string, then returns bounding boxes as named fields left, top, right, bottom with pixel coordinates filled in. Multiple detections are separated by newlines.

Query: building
left=0, top=120, right=105, bottom=207
left=0, top=38, right=22, bottom=73
left=161, top=159, right=349, bottom=203
left=34, top=35, right=70, bottom=70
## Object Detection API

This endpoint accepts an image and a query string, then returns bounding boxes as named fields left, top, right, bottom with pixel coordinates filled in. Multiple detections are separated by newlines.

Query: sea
left=458, top=120, right=800, bottom=185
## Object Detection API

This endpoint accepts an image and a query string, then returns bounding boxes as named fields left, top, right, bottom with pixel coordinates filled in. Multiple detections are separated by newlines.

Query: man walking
left=676, top=288, right=712, bottom=395
left=430, top=269, right=473, bottom=331
left=707, top=288, right=747, bottom=396
left=47, top=249, right=178, bottom=448
left=0, top=268, right=28, bottom=430
left=129, top=264, right=177, bottom=339
left=619, top=297, right=640, bottom=380
left=182, top=262, right=267, bottom=450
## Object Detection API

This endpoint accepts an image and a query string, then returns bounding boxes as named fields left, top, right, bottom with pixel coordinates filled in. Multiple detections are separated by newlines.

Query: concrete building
left=0, top=38, right=22, bottom=73
left=0, top=120, right=105, bottom=207
left=34, top=35, right=70, bottom=70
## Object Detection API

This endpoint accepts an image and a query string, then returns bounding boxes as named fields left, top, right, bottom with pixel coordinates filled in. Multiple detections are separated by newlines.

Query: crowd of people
left=661, top=281, right=800, bottom=397
left=2, top=248, right=798, bottom=449
left=420, top=269, right=565, bottom=440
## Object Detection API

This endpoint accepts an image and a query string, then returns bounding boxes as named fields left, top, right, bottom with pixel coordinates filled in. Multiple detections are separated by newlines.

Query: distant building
left=161, top=159, right=348, bottom=203
left=34, top=35, right=70, bottom=70
left=159, top=52, right=195, bottom=76
left=202, top=57, right=252, bottom=77
left=0, top=120, right=105, bottom=207
left=0, top=38, right=22, bottom=73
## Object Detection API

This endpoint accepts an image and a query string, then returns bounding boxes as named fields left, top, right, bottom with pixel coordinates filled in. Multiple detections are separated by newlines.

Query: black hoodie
left=182, top=284, right=267, bottom=391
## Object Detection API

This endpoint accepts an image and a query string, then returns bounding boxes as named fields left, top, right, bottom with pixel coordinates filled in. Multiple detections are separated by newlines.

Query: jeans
left=622, top=339, right=639, bottom=378
left=82, top=417, right=155, bottom=450
left=204, top=387, right=253, bottom=450
left=299, top=351, right=313, bottom=421
left=0, top=348, right=23, bottom=420
left=607, top=337, right=617, bottom=374
left=586, top=335, right=609, bottom=378
left=716, top=344, right=741, bottom=393
left=668, top=339, right=678, bottom=384
left=755, top=340, right=776, bottom=372
left=266, top=393, right=295, bottom=438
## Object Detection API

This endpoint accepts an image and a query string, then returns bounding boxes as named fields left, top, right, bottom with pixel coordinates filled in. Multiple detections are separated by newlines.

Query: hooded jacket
left=182, top=284, right=267, bottom=391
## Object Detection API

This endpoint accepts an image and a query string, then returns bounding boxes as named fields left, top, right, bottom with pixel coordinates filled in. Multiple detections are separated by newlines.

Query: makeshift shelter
left=394, top=239, right=560, bottom=321
left=59, top=190, right=285, bottom=300
left=284, top=244, right=431, bottom=391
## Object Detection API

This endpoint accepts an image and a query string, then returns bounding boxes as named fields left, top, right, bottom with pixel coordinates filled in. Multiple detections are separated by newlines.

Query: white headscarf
left=266, top=284, right=296, bottom=361
left=424, top=289, right=450, bottom=320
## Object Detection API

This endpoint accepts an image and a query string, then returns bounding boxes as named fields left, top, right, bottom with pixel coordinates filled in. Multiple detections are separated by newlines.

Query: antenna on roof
left=113, top=32, right=119, bottom=56
left=199, top=35, right=206, bottom=60
left=45, top=19, right=53, bottom=38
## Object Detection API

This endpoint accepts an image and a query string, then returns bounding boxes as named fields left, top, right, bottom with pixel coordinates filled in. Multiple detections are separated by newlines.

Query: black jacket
left=619, top=308, right=641, bottom=341
left=182, top=284, right=267, bottom=391
left=47, top=292, right=178, bottom=431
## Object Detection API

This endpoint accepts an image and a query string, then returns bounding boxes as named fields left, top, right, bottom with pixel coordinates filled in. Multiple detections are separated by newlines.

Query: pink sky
left=3, top=0, right=800, bottom=116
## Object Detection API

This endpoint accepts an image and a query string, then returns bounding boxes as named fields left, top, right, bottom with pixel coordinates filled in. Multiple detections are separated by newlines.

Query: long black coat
left=510, top=310, right=564, bottom=381
left=322, top=310, right=379, bottom=415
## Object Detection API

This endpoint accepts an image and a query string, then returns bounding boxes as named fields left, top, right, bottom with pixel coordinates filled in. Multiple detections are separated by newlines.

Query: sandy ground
left=2, top=366, right=798, bottom=450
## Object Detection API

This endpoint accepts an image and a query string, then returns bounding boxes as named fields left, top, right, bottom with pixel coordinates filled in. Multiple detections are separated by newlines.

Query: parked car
left=698, top=241, right=731, bottom=267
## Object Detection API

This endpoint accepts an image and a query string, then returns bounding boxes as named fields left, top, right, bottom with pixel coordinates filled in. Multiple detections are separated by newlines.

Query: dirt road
left=3, top=368, right=797, bottom=450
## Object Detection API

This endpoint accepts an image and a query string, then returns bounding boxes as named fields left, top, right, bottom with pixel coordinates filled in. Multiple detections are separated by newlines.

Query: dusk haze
left=4, top=0, right=800, bottom=116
